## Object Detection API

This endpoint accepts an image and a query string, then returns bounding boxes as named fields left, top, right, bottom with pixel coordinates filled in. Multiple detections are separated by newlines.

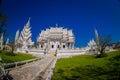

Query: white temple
left=37, top=24, right=75, bottom=51
left=15, top=18, right=91, bottom=56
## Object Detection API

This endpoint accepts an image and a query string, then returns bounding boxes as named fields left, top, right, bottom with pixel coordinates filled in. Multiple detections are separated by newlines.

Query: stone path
left=9, top=55, right=54, bottom=80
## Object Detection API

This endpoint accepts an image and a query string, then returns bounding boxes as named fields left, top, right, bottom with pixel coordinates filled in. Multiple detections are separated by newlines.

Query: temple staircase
left=49, top=50, right=57, bottom=57
left=9, top=55, right=55, bottom=80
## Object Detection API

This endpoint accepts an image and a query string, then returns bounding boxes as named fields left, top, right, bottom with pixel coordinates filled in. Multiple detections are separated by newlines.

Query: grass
left=52, top=49, right=120, bottom=80
left=0, top=50, right=36, bottom=63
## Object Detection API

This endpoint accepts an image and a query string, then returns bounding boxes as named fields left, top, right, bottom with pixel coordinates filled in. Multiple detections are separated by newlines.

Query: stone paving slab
left=9, top=55, right=54, bottom=80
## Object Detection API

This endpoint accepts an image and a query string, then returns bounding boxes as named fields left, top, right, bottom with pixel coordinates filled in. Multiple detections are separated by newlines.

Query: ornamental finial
left=56, top=23, right=58, bottom=27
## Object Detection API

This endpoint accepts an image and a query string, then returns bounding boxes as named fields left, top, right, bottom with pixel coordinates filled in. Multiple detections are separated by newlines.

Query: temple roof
left=37, top=26, right=74, bottom=43
left=88, top=39, right=96, bottom=47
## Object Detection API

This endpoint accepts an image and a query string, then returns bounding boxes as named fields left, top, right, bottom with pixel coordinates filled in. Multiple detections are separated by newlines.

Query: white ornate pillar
left=72, top=42, right=74, bottom=49
left=65, top=43, right=67, bottom=49
left=70, top=43, right=72, bottom=49
left=39, top=44, right=40, bottom=49
left=69, top=43, right=71, bottom=49
left=61, top=43, right=62, bottom=49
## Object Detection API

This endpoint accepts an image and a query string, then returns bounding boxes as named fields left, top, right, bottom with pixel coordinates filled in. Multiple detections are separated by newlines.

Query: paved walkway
left=9, top=55, right=54, bottom=80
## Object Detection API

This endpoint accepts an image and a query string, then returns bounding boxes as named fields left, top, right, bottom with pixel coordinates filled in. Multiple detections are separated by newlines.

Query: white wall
left=57, top=49, right=87, bottom=57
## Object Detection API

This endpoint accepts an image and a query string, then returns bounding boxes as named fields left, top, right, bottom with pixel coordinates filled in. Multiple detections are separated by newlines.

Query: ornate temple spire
left=88, top=39, right=96, bottom=48
left=6, top=38, right=9, bottom=45
left=26, top=17, right=31, bottom=27
left=15, top=29, right=20, bottom=45
left=94, top=28, right=99, bottom=45
left=55, top=23, right=58, bottom=27
left=19, top=18, right=34, bottom=49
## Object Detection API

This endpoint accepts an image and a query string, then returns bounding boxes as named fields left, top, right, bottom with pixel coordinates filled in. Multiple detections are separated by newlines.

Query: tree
left=8, top=42, right=15, bottom=53
left=7, top=35, right=16, bottom=53
left=0, top=12, right=7, bottom=34
left=95, top=35, right=111, bottom=58
left=94, top=29, right=111, bottom=57
left=0, top=0, right=7, bottom=35
left=97, top=35, right=111, bottom=54
left=0, top=0, right=7, bottom=50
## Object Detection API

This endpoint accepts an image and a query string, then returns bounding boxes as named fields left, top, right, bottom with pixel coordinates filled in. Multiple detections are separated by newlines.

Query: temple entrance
left=48, top=40, right=60, bottom=56
left=57, top=45, right=60, bottom=49
left=51, top=45, right=54, bottom=48
left=63, top=45, right=65, bottom=48
left=49, top=40, right=60, bottom=51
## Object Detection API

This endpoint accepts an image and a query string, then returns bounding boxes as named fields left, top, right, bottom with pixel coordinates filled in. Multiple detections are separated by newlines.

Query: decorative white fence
left=29, top=49, right=44, bottom=54
left=46, top=57, right=57, bottom=80
left=3, top=58, right=40, bottom=69
left=17, top=48, right=45, bottom=54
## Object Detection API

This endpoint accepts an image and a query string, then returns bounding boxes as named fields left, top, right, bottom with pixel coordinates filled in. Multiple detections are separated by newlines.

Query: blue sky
left=1, top=0, right=120, bottom=47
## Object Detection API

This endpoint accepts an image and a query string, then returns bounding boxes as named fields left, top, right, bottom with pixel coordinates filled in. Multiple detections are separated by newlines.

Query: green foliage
left=52, top=49, right=120, bottom=80
left=0, top=10, right=7, bottom=35
left=0, top=51, right=36, bottom=63
left=96, top=53, right=108, bottom=58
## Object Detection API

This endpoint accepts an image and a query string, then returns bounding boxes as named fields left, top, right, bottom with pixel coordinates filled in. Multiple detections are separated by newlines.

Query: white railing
left=34, top=56, right=54, bottom=80
left=3, top=58, right=40, bottom=69
left=57, top=49, right=87, bottom=57
left=46, top=57, right=57, bottom=80
left=16, top=48, right=45, bottom=54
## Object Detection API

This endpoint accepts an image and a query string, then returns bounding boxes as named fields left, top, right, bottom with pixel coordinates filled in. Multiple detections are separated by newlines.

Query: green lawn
left=0, top=51, right=36, bottom=63
left=52, top=49, right=120, bottom=80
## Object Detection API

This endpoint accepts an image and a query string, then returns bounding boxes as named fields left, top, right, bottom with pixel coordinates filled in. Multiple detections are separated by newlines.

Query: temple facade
left=15, top=18, right=76, bottom=54
left=37, top=24, right=75, bottom=51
